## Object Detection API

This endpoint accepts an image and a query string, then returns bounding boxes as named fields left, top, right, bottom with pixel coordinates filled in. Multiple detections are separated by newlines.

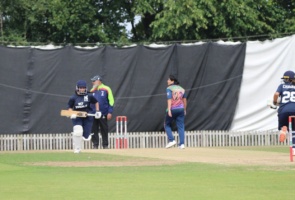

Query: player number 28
left=282, top=91, right=295, bottom=103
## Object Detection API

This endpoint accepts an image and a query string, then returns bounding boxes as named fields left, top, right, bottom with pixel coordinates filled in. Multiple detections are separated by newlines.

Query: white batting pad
left=72, top=125, right=83, bottom=153
left=73, top=125, right=83, bottom=136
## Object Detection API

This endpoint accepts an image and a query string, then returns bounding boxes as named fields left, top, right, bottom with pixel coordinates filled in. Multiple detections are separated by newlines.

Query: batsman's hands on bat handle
left=95, top=111, right=102, bottom=119
left=70, top=114, right=77, bottom=119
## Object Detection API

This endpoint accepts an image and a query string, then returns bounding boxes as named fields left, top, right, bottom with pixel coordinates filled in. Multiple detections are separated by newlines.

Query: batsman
left=271, top=71, right=295, bottom=155
left=67, top=80, right=101, bottom=153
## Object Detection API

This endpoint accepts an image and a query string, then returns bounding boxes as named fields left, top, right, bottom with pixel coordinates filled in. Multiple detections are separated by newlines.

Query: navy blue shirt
left=67, top=93, right=98, bottom=113
left=90, top=83, right=114, bottom=115
left=276, top=83, right=295, bottom=113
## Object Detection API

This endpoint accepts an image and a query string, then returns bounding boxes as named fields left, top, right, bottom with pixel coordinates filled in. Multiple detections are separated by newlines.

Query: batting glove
left=267, top=100, right=277, bottom=109
left=270, top=105, right=277, bottom=109
left=70, top=114, right=77, bottom=119
left=95, top=111, right=102, bottom=119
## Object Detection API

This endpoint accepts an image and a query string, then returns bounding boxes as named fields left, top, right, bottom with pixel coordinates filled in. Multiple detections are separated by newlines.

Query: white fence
left=0, top=130, right=288, bottom=151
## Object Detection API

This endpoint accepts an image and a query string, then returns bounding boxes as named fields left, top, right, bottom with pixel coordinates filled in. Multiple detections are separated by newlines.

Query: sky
left=124, top=15, right=141, bottom=38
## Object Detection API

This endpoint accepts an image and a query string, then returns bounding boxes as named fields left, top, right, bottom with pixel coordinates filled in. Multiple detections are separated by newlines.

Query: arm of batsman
left=95, top=111, right=102, bottom=119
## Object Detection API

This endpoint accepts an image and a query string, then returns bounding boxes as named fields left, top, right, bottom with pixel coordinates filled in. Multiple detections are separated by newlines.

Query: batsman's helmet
left=76, top=80, right=87, bottom=95
left=281, top=70, right=295, bottom=83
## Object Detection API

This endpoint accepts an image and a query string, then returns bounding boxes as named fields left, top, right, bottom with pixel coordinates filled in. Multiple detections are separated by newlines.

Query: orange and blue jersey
left=166, top=84, right=186, bottom=110
left=90, top=83, right=114, bottom=115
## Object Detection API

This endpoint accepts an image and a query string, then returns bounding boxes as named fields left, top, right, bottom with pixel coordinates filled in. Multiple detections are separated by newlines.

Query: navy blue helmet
left=76, top=80, right=87, bottom=95
left=281, top=70, right=295, bottom=83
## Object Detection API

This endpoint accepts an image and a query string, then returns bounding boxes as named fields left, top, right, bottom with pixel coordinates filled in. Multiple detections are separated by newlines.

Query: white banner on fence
left=231, top=35, right=295, bottom=131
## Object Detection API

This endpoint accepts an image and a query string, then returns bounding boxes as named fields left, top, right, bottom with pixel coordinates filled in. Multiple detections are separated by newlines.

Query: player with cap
left=90, top=75, right=115, bottom=149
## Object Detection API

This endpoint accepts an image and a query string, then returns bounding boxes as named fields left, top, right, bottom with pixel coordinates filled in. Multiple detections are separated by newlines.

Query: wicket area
left=116, top=116, right=128, bottom=149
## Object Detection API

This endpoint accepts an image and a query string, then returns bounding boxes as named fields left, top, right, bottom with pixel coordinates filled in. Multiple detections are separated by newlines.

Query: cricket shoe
left=83, top=133, right=93, bottom=141
left=165, top=140, right=176, bottom=148
left=279, top=126, right=287, bottom=142
left=74, top=148, right=81, bottom=154
left=178, top=144, right=185, bottom=149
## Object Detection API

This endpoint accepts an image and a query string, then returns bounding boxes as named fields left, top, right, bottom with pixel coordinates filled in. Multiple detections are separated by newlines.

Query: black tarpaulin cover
left=0, top=43, right=246, bottom=134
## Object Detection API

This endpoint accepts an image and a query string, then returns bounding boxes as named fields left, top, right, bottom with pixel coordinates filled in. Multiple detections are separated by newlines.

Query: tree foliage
left=0, top=0, right=295, bottom=45
left=133, top=0, right=294, bottom=41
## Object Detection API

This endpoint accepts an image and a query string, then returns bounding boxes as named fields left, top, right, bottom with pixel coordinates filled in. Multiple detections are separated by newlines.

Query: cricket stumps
left=116, top=116, right=128, bottom=149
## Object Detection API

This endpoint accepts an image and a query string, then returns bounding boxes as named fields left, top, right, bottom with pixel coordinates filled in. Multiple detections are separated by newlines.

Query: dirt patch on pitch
left=27, top=159, right=183, bottom=167
left=22, top=147, right=295, bottom=168
left=85, top=147, right=295, bottom=167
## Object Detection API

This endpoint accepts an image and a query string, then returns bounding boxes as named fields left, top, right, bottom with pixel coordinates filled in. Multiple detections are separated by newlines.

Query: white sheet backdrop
left=230, top=35, right=295, bottom=131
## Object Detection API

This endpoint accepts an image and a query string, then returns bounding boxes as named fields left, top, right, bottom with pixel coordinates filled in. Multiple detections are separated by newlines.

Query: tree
left=1, top=0, right=295, bottom=45
left=132, top=0, right=294, bottom=42
left=44, top=0, right=130, bottom=44
left=1, top=0, right=131, bottom=45
left=275, top=0, right=295, bottom=33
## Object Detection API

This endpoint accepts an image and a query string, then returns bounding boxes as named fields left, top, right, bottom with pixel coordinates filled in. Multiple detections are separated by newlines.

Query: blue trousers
left=72, top=117, right=94, bottom=138
left=164, top=109, right=185, bottom=145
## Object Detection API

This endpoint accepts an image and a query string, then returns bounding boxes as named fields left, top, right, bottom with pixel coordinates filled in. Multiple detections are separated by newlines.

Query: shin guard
left=72, top=125, right=83, bottom=153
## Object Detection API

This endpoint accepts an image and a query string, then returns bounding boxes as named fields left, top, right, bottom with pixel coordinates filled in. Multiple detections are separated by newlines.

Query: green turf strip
left=0, top=149, right=294, bottom=200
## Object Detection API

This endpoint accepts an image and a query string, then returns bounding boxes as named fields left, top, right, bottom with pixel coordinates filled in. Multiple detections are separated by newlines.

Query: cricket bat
left=60, top=110, right=88, bottom=118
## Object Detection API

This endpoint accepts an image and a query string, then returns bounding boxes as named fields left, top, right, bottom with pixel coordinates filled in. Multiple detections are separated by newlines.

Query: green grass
left=0, top=147, right=294, bottom=200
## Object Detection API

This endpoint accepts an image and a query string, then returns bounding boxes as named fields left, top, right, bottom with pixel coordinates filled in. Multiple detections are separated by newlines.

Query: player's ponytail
left=169, top=75, right=180, bottom=85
